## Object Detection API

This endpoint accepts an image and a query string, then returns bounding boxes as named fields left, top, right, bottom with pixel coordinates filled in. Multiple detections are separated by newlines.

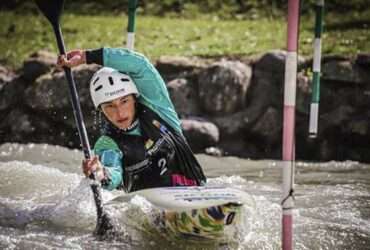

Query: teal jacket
left=91, top=48, right=182, bottom=190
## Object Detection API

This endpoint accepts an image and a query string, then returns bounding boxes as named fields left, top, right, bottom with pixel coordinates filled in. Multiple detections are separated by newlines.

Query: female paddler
left=57, top=48, right=206, bottom=192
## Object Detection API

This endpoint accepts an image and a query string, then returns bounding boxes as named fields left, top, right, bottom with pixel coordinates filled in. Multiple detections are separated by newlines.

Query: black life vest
left=103, top=103, right=206, bottom=192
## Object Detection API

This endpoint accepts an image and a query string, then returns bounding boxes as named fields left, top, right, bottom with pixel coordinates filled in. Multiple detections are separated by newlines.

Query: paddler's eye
left=102, top=104, right=114, bottom=110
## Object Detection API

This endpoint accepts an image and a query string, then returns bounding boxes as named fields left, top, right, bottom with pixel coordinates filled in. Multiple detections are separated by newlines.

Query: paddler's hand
left=82, top=156, right=105, bottom=181
left=57, top=49, right=86, bottom=69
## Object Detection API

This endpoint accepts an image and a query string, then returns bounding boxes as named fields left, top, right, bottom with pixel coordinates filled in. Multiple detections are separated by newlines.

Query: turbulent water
left=0, top=143, right=369, bottom=250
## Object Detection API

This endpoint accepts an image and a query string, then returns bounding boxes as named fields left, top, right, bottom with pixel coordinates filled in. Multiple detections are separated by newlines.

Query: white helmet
left=90, top=67, right=139, bottom=108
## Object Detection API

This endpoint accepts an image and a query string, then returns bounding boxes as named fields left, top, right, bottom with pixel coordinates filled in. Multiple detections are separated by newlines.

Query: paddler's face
left=101, top=95, right=136, bottom=130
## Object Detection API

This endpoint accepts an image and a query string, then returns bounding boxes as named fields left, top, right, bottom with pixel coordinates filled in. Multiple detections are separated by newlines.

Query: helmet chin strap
left=121, top=118, right=139, bottom=132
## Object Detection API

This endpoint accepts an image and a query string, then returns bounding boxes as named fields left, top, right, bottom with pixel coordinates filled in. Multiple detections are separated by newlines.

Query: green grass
left=1, top=11, right=369, bottom=68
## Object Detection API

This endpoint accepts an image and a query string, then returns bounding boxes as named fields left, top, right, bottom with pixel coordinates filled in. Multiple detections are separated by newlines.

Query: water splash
left=1, top=143, right=370, bottom=249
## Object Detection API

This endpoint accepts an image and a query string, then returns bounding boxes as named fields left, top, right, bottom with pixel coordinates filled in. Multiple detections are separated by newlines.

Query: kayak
left=113, top=186, right=254, bottom=240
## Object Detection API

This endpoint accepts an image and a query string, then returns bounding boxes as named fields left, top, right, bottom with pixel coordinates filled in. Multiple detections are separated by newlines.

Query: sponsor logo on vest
left=145, top=139, right=154, bottom=149
left=147, top=138, right=165, bottom=156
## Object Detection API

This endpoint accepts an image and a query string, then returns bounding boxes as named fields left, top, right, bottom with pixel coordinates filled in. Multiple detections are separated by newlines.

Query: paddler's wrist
left=95, top=166, right=105, bottom=181
left=97, top=167, right=111, bottom=187
left=85, top=48, right=103, bottom=65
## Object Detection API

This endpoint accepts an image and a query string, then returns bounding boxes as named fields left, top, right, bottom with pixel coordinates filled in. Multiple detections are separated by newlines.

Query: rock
left=322, top=59, right=370, bottom=84
left=319, top=139, right=334, bottom=161
left=198, top=60, right=252, bottom=115
left=319, top=105, right=354, bottom=133
left=213, top=73, right=283, bottom=137
left=3, top=52, right=370, bottom=163
left=343, top=118, right=369, bottom=136
left=0, top=76, right=26, bottom=111
left=338, top=85, right=370, bottom=109
left=212, top=104, right=267, bottom=138
left=0, top=65, right=19, bottom=111
left=254, top=50, right=286, bottom=78
left=181, top=119, right=219, bottom=152
left=250, top=107, right=282, bottom=145
left=344, top=119, right=370, bottom=161
left=355, top=53, right=370, bottom=67
left=24, top=64, right=100, bottom=128
left=253, top=50, right=306, bottom=82
left=22, top=50, right=57, bottom=82
left=167, top=78, right=201, bottom=116
left=251, top=51, right=307, bottom=116
left=296, top=72, right=312, bottom=114
left=0, top=108, right=49, bottom=140
left=218, top=137, right=259, bottom=158
left=70, top=64, right=101, bottom=108
left=0, top=109, right=35, bottom=138
left=205, top=147, right=223, bottom=157
left=0, top=108, right=82, bottom=147
left=317, top=111, right=370, bottom=162
left=156, top=56, right=208, bottom=82
left=213, top=110, right=250, bottom=137
left=318, top=81, right=342, bottom=113
left=0, top=65, right=16, bottom=89
left=25, top=71, right=69, bottom=110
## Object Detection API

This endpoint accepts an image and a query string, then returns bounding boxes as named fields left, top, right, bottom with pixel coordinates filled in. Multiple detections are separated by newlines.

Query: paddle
left=34, top=0, right=116, bottom=237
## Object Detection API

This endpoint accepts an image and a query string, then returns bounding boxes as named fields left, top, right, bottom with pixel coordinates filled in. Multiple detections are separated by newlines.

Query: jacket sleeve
left=93, top=135, right=123, bottom=191
left=102, top=47, right=183, bottom=134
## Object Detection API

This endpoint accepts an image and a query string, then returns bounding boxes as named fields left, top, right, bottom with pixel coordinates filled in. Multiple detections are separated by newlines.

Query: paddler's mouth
left=117, top=118, right=129, bottom=124
left=116, top=117, right=132, bottom=129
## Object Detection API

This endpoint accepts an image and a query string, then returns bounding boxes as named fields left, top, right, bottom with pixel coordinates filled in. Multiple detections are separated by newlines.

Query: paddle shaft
left=53, top=25, right=92, bottom=159
left=51, top=23, right=106, bottom=219
left=34, top=0, right=116, bottom=236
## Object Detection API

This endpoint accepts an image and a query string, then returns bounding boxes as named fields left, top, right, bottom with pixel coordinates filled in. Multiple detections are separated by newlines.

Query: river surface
left=0, top=143, right=369, bottom=250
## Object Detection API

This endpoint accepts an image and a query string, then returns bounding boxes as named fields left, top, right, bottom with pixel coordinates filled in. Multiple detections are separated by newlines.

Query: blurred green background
left=1, top=0, right=369, bottom=67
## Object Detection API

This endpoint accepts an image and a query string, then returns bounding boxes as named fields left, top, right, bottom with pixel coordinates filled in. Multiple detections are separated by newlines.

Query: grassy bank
left=1, top=11, right=369, bottom=68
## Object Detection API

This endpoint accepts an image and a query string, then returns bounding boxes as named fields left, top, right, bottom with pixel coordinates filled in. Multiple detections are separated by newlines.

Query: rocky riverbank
left=0, top=50, right=369, bottom=162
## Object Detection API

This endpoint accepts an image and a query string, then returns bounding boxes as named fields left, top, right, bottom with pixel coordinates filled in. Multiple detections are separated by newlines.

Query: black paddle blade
left=90, top=184, right=119, bottom=239
left=94, top=212, right=120, bottom=240
left=35, top=0, right=64, bottom=26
